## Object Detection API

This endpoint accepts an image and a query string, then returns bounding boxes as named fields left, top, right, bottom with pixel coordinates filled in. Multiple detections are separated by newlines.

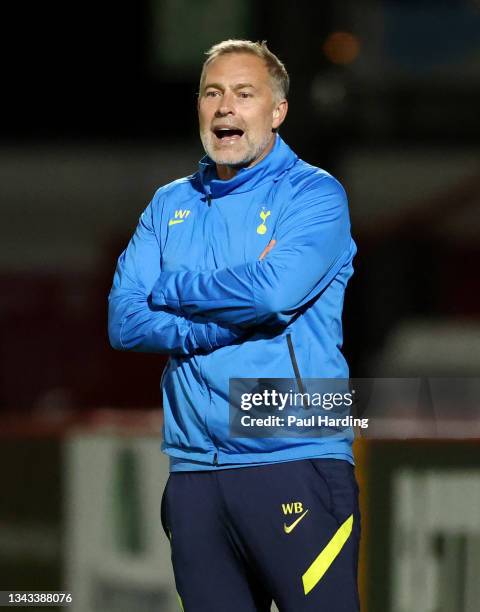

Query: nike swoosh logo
left=284, top=509, right=309, bottom=534
left=168, top=219, right=184, bottom=226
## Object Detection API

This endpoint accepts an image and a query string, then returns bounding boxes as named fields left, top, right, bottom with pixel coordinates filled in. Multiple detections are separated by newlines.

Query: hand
left=259, top=239, right=276, bottom=260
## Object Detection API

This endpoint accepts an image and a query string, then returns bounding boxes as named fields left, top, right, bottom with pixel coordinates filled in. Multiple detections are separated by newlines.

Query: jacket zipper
left=286, top=333, right=306, bottom=395
left=205, top=190, right=217, bottom=464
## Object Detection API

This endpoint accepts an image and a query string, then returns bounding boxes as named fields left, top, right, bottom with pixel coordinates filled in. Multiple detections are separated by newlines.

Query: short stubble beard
left=200, top=129, right=275, bottom=170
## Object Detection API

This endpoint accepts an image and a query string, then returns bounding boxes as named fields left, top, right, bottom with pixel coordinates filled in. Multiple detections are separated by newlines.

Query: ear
left=272, top=99, right=288, bottom=130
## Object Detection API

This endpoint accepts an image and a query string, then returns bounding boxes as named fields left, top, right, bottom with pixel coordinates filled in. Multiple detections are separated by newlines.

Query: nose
left=214, top=90, right=235, bottom=117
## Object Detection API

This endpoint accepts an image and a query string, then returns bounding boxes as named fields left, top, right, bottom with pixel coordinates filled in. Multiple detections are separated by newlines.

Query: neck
left=216, top=164, right=238, bottom=181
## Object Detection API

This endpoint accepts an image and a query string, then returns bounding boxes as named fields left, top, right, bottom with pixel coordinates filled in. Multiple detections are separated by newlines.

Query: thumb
left=259, top=239, right=276, bottom=260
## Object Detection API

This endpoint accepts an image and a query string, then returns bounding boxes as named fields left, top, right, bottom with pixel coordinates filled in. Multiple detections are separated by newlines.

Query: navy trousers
left=161, top=458, right=360, bottom=611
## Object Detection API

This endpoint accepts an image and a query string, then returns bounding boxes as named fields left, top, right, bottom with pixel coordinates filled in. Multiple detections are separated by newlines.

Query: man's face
left=198, top=53, right=287, bottom=174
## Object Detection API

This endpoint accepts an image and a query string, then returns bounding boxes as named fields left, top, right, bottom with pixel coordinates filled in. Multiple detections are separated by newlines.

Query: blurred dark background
left=2, top=0, right=480, bottom=414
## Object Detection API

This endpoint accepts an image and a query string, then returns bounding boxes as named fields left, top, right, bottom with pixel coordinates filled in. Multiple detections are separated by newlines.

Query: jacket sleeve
left=150, top=175, right=356, bottom=327
left=108, top=196, right=244, bottom=355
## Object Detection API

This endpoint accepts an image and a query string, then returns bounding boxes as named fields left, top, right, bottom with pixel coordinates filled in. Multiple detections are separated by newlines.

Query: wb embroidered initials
left=282, top=502, right=304, bottom=515
left=169, top=210, right=191, bottom=226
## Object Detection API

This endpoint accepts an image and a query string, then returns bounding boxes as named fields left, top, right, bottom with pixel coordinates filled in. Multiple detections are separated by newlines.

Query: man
left=108, top=40, right=359, bottom=612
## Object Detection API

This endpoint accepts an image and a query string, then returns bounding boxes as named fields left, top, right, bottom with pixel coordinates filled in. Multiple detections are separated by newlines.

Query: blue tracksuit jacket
left=108, top=135, right=357, bottom=471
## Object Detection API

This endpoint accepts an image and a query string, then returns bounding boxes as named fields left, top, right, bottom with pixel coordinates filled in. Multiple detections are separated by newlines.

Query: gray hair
left=199, top=39, right=289, bottom=102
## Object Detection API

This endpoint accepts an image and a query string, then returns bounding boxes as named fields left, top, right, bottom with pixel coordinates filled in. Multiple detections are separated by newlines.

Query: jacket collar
left=198, top=135, right=298, bottom=198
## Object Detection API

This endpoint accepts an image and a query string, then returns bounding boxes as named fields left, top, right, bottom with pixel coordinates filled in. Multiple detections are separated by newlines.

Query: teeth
left=213, top=127, right=243, bottom=139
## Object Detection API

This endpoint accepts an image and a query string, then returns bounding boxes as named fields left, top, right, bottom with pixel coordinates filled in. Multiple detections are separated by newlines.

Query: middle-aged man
left=109, top=40, right=359, bottom=612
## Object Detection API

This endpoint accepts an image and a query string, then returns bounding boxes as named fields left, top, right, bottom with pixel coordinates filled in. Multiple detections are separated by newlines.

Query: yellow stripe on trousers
left=302, top=514, right=354, bottom=595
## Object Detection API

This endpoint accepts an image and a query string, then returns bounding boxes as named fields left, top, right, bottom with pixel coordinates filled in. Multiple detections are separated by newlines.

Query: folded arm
left=151, top=176, right=355, bottom=327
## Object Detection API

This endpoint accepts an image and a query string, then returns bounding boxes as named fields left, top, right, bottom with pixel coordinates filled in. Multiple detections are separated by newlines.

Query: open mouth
left=213, top=127, right=244, bottom=142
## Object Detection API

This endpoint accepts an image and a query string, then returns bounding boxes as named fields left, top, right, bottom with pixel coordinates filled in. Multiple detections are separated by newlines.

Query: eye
left=205, top=90, right=220, bottom=98
left=238, top=92, right=252, bottom=99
